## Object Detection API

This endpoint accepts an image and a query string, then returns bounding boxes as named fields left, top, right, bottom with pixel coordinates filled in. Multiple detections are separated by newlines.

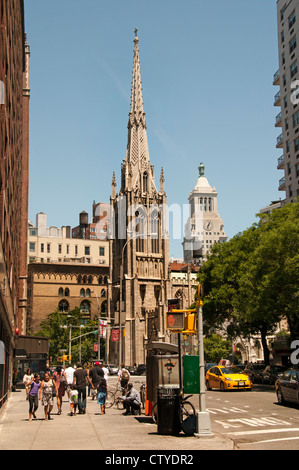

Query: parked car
left=206, top=365, right=252, bottom=391
left=262, top=365, right=287, bottom=385
left=136, top=363, right=146, bottom=375
left=244, top=363, right=266, bottom=383
left=276, top=368, right=299, bottom=405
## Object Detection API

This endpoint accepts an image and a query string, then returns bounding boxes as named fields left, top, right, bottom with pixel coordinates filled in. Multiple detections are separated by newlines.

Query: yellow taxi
left=205, top=365, right=252, bottom=391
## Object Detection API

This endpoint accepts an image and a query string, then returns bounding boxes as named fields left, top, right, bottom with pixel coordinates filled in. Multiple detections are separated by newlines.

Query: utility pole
left=194, top=283, right=213, bottom=438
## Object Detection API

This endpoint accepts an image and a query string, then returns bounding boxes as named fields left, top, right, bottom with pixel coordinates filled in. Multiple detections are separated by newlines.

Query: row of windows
left=77, top=275, right=108, bottom=284
left=29, top=242, right=105, bottom=257
left=58, top=287, right=107, bottom=298
left=58, top=299, right=107, bottom=314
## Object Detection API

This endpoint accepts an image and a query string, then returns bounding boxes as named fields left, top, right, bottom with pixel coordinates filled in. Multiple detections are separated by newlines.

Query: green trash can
left=157, top=387, right=181, bottom=435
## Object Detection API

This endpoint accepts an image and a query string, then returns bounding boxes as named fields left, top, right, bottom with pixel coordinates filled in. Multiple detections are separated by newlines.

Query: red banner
left=112, top=329, right=119, bottom=342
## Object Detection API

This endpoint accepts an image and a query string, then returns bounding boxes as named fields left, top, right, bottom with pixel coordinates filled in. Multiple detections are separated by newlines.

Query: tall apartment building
left=0, top=0, right=30, bottom=407
left=275, top=0, right=299, bottom=202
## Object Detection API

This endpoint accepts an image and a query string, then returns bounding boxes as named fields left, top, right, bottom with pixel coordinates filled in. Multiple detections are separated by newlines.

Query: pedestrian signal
left=166, top=311, right=185, bottom=331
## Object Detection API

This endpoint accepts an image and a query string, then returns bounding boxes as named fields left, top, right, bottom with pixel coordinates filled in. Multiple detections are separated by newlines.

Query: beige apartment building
left=28, top=212, right=109, bottom=265
left=27, top=212, right=110, bottom=333
left=275, top=0, right=299, bottom=202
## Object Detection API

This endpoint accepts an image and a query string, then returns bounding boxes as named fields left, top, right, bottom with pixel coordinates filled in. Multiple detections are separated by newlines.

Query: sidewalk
left=0, top=389, right=233, bottom=451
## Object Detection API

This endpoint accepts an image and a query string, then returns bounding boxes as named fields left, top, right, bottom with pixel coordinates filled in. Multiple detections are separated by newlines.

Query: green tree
left=198, top=202, right=299, bottom=364
left=203, top=334, right=231, bottom=363
left=35, top=307, right=104, bottom=365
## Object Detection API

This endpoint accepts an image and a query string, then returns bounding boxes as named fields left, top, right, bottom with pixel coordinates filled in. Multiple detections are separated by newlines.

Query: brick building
left=0, top=0, right=29, bottom=407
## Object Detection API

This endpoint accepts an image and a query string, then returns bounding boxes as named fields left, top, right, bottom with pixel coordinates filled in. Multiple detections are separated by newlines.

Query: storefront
left=14, top=336, right=49, bottom=386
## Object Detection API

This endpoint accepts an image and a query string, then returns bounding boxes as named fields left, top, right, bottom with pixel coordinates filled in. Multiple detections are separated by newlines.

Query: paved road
left=187, top=384, right=299, bottom=450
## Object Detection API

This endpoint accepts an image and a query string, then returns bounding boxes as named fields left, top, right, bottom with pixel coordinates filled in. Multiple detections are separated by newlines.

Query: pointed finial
left=134, top=27, right=139, bottom=43
left=198, top=162, right=205, bottom=177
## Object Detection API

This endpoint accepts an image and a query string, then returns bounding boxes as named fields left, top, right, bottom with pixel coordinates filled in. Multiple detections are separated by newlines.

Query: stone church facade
left=109, top=30, right=171, bottom=366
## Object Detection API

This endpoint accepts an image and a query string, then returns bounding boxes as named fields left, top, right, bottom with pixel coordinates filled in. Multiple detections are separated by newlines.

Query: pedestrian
left=27, top=374, right=41, bottom=421
left=69, top=385, right=78, bottom=416
left=65, top=363, right=76, bottom=399
left=102, top=362, right=109, bottom=386
left=88, top=361, right=104, bottom=399
left=52, top=366, right=67, bottom=415
left=23, top=368, right=34, bottom=400
left=40, top=372, right=54, bottom=420
left=97, top=376, right=107, bottom=415
left=117, top=363, right=130, bottom=390
left=119, top=383, right=141, bottom=415
left=73, top=362, right=87, bottom=414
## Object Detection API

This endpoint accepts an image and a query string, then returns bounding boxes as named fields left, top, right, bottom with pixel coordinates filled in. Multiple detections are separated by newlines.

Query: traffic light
left=166, top=309, right=197, bottom=334
left=166, top=310, right=185, bottom=331
left=183, top=313, right=197, bottom=336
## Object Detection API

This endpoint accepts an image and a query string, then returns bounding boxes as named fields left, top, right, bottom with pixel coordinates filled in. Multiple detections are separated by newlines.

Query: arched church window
left=135, top=208, right=146, bottom=252
left=58, top=287, right=63, bottom=297
left=150, top=209, right=159, bottom=254
left=65, top=288, right=70, bottom=297
left=80, top=288, right=85, bottom=297
left=80, top=300, right=90, bottom=314
left=58, top=299, right=69, bottom=313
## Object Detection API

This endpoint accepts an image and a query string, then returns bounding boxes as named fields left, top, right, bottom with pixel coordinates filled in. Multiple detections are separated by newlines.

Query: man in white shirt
left=65, top=363, right=76, bottom=398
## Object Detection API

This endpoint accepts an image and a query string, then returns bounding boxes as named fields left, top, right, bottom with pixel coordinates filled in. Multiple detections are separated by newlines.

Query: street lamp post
left=195, top=284, right=214, bottom=438
left=91, top=290, right=101, bottom=362
left=118, top=232, right=140, bottom=366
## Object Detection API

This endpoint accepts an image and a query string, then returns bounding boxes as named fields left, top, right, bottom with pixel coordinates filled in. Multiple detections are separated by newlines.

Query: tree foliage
left=198, top=202, right=299, bottom=364
left=35, top=307, right=105, bottom=365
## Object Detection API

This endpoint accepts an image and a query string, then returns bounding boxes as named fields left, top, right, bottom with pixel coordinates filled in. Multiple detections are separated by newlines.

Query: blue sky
left=25, top=0, right=281, bottom=258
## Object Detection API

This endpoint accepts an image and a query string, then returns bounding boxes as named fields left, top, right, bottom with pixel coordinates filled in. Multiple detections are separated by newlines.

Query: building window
left=80, top=300, right=90, bottom=314
left=65, top=288, right=70, bottom=297
left=101, top=288, right=106, bottom=297
left=99, top=247, right=105, bottom=256
left=80, top=288, right=85, bottom=297
left=143, top=172, right=148, bottom=193
left=86, top=288, right=91, bottom=297
left=289, top=185, right=293, bottom=197
left=85, top=246, right=90, bottom=256
left=58, top=287, right=64, bottom=297
left=58, top=244, right=62, bottom=254
left=41, top=243, right=44, bottom=253
left=75, top=245, right=78, bottom=255
left=296, top=163, right=299, bottom=177
left=29, top=242, right=35, bottom=252
left=47, top=243, right=51, bottom=253
left=291, top=61, right=297, bottom=78
left=58, top=300, right=69, bottom=313
left=290, top=36, right=297, bottom=54
left=295, top=138, right=299, bottom=152
left=289, top=10, right=296, bottom=29
left=293, top=110, right=299, bottom=127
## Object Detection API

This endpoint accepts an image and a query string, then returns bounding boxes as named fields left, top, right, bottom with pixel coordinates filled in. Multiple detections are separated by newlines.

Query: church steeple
left=129, top=28, right=146, bottom=125
left=122, top=29, right=156, bottom=193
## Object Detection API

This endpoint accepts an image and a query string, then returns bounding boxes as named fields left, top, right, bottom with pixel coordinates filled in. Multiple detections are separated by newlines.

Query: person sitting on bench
left=120, top=383, right=141, bottom=415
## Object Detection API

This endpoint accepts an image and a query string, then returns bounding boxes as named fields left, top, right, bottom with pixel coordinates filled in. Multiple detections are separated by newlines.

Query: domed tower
left=183, top=163, right=227, bottom=263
